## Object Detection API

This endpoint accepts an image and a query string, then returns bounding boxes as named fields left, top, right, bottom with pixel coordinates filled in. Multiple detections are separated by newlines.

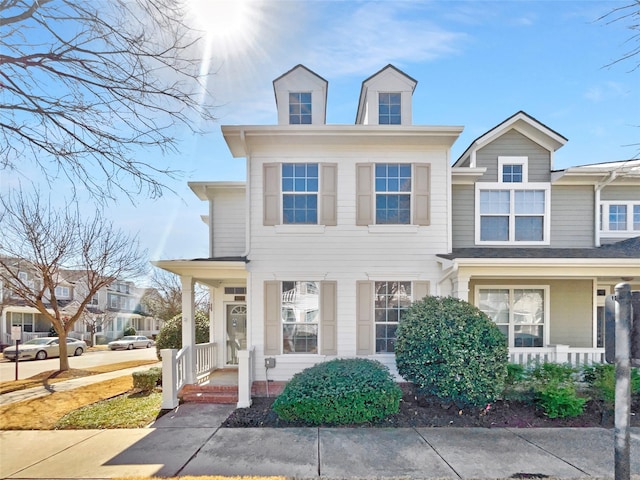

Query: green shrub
left=132, top=368, right=161, bottom=392
left=583, top=364, right=640, bottom=408
left=527, top=363, right=586, bottom=418
left=123, top=326, right=136, bottom=336
left=272, top=358, right=402, bottom=425
left=535, top=383, right=586, bottom=418
left=502, top=363, right=531, bottom=401
left=155, top=311, right=210, bottom=360
left=395, top=296, right=509, bottom=408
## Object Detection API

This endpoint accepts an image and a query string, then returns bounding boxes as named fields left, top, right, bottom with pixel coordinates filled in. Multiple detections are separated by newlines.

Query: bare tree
left=599, top=1, right=640, bottom=72
left=0, top=0, right=216, bottom=201
left=0, top=191, right=148, bottom=370
left=140, top=267, right=209, bottom=322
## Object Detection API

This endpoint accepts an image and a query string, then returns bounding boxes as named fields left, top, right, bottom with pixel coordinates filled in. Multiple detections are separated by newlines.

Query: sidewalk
left=1, top=401, right=639, bottom=479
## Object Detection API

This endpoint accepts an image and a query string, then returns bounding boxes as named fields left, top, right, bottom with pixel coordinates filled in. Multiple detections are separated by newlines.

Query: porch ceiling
left=151, top=259, right=247, bottom=287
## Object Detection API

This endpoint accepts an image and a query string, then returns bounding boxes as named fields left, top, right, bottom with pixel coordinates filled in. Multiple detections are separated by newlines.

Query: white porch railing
left=509, top=345, right=605, bottom=367
left=195, top=342, right=217, bottom=384
left=2, top=332, right=49, bottom=345
left=161, top=342, right=217, bottom=409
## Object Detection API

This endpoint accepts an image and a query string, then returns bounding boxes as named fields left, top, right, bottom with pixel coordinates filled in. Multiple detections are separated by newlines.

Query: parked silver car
left=108, top=335, right=154, bottom=350
left=3, top=337, right=87, bottom=361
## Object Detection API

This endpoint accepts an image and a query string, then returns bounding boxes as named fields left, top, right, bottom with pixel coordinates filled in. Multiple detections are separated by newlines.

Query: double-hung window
left=289, top=92, right=312, bottom=124
left=281, top=281, right=319, bottom=354
left=379, top=93, right=401, bottom=125
left=282, top=163, right=318, bottom=224
left=476, top=286, right=547, bottom=348
left=375, top=163, right=411, bottom=224
left=374, top=281, right=412, bottom=353
left=476, top=157, right=549, bottom=244
left=600, top=201, right=640, bottom=234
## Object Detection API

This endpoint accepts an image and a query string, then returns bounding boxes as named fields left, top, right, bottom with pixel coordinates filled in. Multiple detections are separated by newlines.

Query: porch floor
left=204, top=368, right=238, bottom=387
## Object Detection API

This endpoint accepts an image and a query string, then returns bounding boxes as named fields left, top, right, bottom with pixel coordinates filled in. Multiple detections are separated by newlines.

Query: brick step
left=179, top=384, right=239, bottom=404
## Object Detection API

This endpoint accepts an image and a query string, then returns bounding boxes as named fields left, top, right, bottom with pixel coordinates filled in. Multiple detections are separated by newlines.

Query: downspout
left=594, top=171, right=617, bottom=247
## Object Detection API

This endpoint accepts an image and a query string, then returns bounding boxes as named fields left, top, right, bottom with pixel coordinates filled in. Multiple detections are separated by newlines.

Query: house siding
left=601, top=185, right=640, bottom=201
left=246, top=144, right=450, bottom=381
left=212, top=189, right=246, bottom=257
left=476, top=130, right=551, bottom=183
left=550, top=185, right=594, bottom=247
left=452, top=184, right=475, bottom=248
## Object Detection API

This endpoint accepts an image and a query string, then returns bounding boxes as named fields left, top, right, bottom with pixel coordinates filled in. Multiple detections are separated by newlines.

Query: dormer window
left=289, top=92, right=312, bottom=124
left=378, top=93, right=401, bottom=125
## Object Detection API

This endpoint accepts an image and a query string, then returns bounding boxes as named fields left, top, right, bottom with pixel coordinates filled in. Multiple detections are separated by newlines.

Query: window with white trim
left=476, top=185, right=550, bottom=244
left=282, top=281, right=319, bottom=354
left=375, top=164, right=411, bottom=224
left=374, top=281, right=412, bottom=353
left=498, top=156, right=528, bottom=183
left=379, top=92, right=401, bottom=125
left=600, top=201, right=640, bottom=234
left=54, top=286, right=70, bottom=298
left=282, top=163, right=318, bottom=224
left=476, top=286, right=547, bottom=347
left=289, top=92, right=312, bottom=124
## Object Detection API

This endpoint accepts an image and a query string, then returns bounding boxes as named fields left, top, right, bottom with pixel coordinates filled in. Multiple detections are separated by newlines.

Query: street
left=0, top=347, right=158, bottom=381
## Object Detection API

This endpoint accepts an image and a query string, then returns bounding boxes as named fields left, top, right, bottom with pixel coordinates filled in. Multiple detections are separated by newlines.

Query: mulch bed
left=222, top=384, right=639, bottom=428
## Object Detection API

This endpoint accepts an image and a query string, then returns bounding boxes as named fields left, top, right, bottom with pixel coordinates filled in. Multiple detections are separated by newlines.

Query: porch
left=160, top=341, right=606, bottom=408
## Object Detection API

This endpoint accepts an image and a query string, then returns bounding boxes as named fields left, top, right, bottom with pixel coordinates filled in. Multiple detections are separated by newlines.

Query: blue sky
left=5, top=0, right=639, bottom=266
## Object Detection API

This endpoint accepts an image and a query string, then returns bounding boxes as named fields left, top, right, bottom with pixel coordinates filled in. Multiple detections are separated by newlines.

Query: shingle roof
left=437, top=236, right=640, bottom=260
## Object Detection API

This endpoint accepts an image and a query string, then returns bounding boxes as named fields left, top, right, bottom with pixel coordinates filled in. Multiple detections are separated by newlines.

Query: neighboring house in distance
left=154, top=64, right=640, bottom=408
left=0, top=264, right=161, bottom=346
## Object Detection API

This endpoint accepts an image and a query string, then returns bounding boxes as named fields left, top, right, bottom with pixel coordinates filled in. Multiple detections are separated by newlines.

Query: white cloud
left=584, top=81, right=628, bottom=102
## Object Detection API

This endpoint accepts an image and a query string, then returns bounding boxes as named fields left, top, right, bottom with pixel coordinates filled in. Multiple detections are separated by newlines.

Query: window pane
left=609, top=205, right=627, bottom=230
left=515, top=190, right=545, bottom=214
left=480, top=190, right=510, bottom=214
left=478, top=289, right=510, bottom=324
left=513, top=289, right=544, bottom=324
left=634, top=205, right=640, bottom=230
left=379, top=92, right=401, bottom=125
left=480, top=216, right=508, bottom=241
left=376, top=194, right=410, bottom=224
left=375, top=164, right=412, bottom=225
left=282, top=281, right=319, bottom=354
left=514, top=325, right=543, bottom=347
left=289, top=92, right=312, bottom=124
left=502, top=164, right=523, bottom=183
left=515, top=216, right=543, bottom=241
left=281, top=163, right=318, bottom=224
left=374, top=281, right=411, bottom=353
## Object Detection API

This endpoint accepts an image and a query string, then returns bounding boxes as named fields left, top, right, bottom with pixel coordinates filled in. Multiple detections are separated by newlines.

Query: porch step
left=179, top=384, right=239, bottom=404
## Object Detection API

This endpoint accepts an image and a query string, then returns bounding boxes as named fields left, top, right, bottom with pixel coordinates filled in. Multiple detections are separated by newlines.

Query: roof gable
left=454, top=111, right=568, bottom=168
left=356, top=64, right=417, bottom=125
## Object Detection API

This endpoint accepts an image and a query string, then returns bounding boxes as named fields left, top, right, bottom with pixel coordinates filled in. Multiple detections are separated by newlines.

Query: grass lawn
left=0, top=359, right=159, bottom=394
left=0, top=360, right=162, bottom=430
left=55, top=390, right=163, bottom=429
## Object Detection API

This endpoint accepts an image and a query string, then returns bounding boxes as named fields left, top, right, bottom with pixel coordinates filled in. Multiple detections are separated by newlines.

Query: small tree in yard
left=395, top=296, right=509, bottom=408
left=155, top=310, right=210, bottom=360
left=0, top=191, right=148, bottom=371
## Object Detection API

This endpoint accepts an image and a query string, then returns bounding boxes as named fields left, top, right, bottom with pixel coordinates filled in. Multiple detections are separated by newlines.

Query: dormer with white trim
left=273, top=65, right=328, bottom=126
left=355, top=64, right=417, bottom=126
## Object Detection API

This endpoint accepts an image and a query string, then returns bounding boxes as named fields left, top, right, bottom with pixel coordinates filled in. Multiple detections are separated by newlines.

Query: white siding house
left=154, top=66, right=640, bottom=408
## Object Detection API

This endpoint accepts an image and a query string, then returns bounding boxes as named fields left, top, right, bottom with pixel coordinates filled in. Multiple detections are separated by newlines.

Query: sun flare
left=187, top=0, right=260, bottom=58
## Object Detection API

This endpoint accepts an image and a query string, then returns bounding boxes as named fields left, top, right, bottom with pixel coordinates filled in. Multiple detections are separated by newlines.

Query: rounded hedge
left=395, top=296, right=508, bottom=408
left=272, top=358, right=402, bottom=425
left=155, top=310, right=210, bottom=359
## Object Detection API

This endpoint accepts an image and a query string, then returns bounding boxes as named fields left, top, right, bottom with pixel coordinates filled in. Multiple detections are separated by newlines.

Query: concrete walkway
left=2, top=371, right=640, bottom=479
left=1, top=401, right=639, bottom=479
left=0, top=363, right=160, bottom=406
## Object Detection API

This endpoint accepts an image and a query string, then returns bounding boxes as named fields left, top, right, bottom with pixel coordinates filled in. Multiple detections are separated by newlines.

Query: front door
left=226, top=304, right=247, bottom=365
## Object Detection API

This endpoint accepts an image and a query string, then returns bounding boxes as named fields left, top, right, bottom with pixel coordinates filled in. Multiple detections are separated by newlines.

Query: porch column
left=181, top=275, right=196, bottom=384
left=452, top=275, right=470, bottom=301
